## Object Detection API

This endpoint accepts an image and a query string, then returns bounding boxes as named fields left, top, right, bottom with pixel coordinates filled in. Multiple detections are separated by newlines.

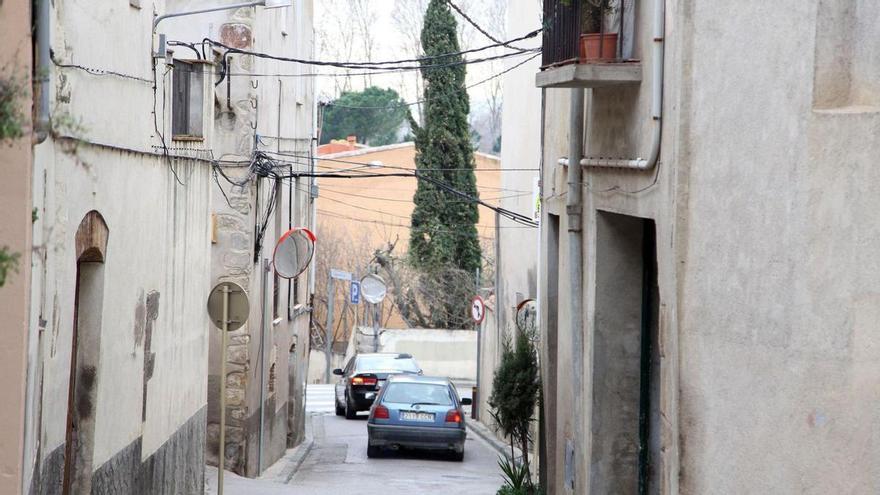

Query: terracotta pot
left=579, top=32, right=619, bottom=62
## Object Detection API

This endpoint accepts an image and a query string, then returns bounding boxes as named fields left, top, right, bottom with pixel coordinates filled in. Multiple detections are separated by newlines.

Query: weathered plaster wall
left=676, top=1, right=880, bottom=493
left=25, top=1, right=213, bottom=493
left=539, top=0, right=880, bottom=493
left=375, top=328, right=478, bottom=380
left=481, top=0, right=543, bottom=448
left=538, top=0, right=681, bottom=492
left=0, top=1, right=33, bottom=493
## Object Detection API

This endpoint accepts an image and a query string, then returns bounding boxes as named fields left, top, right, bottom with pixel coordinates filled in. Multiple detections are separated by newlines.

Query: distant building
left=317, top=135, right=365, bottom=155
left=308, top=142, right=502, bottom=371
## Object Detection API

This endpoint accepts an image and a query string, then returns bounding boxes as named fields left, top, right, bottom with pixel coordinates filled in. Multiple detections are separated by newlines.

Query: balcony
left=537, top=0, right=642, bottom=89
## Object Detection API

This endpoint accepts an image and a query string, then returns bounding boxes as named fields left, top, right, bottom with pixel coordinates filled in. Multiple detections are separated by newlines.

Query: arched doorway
left=62, top=211, right=108, bottom=495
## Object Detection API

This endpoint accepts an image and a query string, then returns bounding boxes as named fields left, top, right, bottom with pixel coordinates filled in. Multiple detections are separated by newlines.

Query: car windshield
left=382, top=383, right=453, bottom=406
left=356, top=355, right=419, bottom=373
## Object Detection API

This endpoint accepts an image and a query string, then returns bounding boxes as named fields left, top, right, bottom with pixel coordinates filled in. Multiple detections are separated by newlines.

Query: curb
left=467, top=419, right=518, bottom=461
left=258, top=413, right=315, bottom=484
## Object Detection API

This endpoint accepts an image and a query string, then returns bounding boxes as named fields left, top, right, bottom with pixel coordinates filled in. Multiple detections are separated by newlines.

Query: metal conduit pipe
left=34, top=0, right=51, bottom=144
left=559, top=0, right=666, bottom=171
left=566, top=87, right=586, bottom=491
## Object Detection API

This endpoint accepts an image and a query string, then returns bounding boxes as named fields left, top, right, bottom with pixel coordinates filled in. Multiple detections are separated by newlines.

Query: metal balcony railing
left=541, top=0, right=631, bottom=68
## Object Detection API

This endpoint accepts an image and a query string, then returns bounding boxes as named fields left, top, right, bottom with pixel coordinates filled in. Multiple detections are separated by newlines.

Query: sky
left=314, top=1, right=516, bottom=113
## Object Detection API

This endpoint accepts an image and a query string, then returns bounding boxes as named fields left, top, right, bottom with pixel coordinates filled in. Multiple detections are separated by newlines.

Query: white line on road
left=306, top=384, right=336, bottom=413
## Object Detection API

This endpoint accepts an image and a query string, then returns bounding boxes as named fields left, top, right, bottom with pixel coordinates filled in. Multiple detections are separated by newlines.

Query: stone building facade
left=534, top=0, right=880, bottom=493
left=162, top=0, right=317, bottom=477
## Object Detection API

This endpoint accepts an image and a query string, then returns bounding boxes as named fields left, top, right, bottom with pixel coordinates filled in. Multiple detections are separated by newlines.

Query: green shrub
left=0, top=76, right=25, bottom=140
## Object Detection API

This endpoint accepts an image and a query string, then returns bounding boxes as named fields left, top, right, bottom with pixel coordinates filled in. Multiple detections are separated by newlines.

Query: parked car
left=366, top=374, right=472, bottom=461
left=333, top=352, right=422, bottom=419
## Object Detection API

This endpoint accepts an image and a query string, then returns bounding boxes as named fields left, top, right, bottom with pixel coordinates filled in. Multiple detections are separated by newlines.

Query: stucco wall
left=676, top=1, right=880, bottom=493
left=25, top=1, right=213, bottom=492
left=538, top=0, right=880, bottom=493
left=0, top=1, right=33, bottom=493
left=484, top=0, right=543, bottom=447
left=375, top=328, right=478, bottom=381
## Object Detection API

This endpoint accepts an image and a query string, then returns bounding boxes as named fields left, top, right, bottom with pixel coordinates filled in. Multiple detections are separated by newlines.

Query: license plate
left=365, top=392, right=376, bottom=399
left=400, top=411, right=435, bottom=422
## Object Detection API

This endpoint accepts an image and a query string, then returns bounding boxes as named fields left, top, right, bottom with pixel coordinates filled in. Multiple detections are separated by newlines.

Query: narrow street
left=207, top=384, right=504, bottom=494
left=291, top=384, right=503, bottom=494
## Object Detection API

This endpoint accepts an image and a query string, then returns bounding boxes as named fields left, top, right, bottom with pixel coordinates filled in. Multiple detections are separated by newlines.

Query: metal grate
left=541, top=0, right=632, bottom=68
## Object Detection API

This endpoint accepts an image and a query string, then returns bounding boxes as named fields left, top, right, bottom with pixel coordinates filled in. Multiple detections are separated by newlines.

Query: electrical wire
left=263, top=151, right=535, bottom=193
left=316, top=210, right=497, bottom=241
left=202, top=28, right=539, bottom=69
left=203, top=36, right=540, bottom=86
left=52, top=56, right=153, bottom=84
left=321, top=52, right=540, bottom=110
left=444, top=0, right=504, bottom=45
left=318, top=185, right=530, bottom=203
left=151, top=64, right=185, bottom=185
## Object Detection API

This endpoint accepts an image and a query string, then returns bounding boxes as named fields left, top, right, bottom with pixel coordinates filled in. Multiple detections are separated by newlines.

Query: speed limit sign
left=471, top=296, right=486, bottom=324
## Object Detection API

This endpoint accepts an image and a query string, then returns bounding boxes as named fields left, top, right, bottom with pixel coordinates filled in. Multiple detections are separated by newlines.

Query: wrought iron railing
left=541, top=0, right=632, bottom=68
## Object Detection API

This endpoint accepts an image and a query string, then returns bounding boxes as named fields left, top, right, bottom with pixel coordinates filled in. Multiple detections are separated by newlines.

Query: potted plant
left=579, top=0, right=618, bottom=63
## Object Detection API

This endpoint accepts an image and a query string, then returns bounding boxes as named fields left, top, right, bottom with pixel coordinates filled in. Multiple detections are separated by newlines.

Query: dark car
left=367, top=375, right=471, bottom=461
left=333, top=353, right=422, bottom=419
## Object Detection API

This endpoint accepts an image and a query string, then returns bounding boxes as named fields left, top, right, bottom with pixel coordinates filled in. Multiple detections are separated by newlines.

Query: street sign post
left=325, top=268, right=353, bottom=383
left=206, top=281, right=249, bottom=495
left=360, top=274, right=387, bottom=351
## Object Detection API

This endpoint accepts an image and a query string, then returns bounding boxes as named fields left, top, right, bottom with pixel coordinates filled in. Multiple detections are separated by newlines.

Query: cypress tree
left=410, top=0, right=481, bottom=278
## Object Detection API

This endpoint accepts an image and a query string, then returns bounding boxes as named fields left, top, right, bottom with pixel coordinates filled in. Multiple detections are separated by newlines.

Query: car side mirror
left=417, top=369, right=423, bottom=375
left=461, top=397, right=472, bottom=406
left=332, top=368, right=344, bottom=376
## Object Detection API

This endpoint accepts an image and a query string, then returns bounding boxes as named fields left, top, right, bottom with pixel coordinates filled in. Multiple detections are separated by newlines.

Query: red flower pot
left=579, top=32, right=619, bottom=62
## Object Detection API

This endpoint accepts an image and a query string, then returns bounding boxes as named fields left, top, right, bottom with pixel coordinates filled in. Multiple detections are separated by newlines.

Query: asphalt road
left=289, top=384, right=503, bottom=494
left=206, top=384, right=504, bottom=495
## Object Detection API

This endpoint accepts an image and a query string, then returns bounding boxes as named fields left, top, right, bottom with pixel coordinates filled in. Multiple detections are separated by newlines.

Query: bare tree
left=314, top=0, right=357, bottom=96
left=349, top=0, right=379, bottom=88
left=391, top=0, right=429, bottom=125
left=310, top=222, right=375, bottom=352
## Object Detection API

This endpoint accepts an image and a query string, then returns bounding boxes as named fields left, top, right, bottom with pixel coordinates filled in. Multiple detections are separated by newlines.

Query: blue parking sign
left=350, top=280, right=361, bottom=304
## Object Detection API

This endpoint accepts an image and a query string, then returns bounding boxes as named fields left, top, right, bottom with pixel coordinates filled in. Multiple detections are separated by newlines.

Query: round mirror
left=360, top=274, right=387, bottom=304
left=273, top=228, right=316, bottom=279
left=515, top=298, right=537, bottom=333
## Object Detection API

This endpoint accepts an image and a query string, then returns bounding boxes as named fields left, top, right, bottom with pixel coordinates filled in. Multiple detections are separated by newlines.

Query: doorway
left=590, top=212, right=659, bottom=494
left=63, top=211, right=108, bottom=495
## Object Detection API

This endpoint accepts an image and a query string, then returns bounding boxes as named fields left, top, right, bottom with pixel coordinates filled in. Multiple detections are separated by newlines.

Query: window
left=355, top=355, right=420, bottom=374
left=382, top=383, right=453, bottom=406
left=172, top=60, right=204, bottom=139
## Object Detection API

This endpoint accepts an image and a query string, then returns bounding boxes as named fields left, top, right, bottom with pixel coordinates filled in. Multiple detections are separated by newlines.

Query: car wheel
left=367, top=443, right=380, bottom=458
left=450, top=449, right=464, bottom=462
left=344, top=394, right=357, bottom=419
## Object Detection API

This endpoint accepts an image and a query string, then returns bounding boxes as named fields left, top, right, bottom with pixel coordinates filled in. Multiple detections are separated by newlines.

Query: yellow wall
left=317, top=142, right=501, bottom=252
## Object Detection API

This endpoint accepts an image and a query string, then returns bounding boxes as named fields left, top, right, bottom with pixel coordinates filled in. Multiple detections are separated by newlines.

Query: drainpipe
left=566, top=87, right=585, bottom=491
left=558, top=0, right=665, bottom=171
left=34, top=0, right=51, bottom=144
